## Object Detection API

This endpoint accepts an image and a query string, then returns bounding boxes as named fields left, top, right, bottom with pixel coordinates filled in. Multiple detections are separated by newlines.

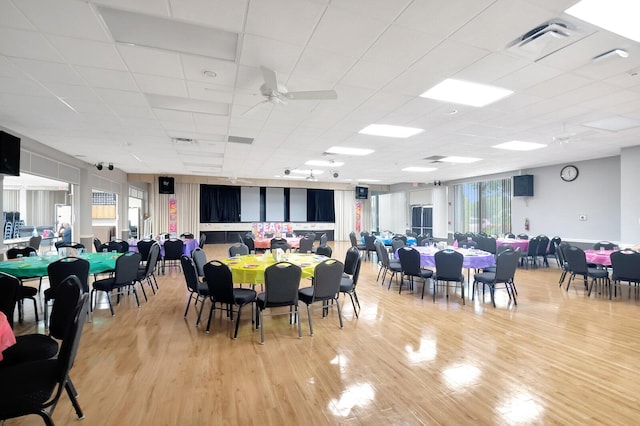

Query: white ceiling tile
left=117, top=44, right=184, bottom=78
left=186, top=81, right=233, bottom=103
left=0, top=76, right=50, bottom=96
left=41, top=83, right=100, bottom=102
left=110, top=104, right=155, bottom=119
left=307, top=6, right=386, bottom=58
left=455, top=53, right=530, bottom=84
left=134, top=73, right=188, bottom=97
left=340, top=59, right=404, bottom=90
left=363, top=25, right=443, bottom=69
left=10, top=58, right=84, bottom=84
left=47, top=35, right=127, bottom=70
left=14, top=0, right=110, bottom=41
left=0, top=0, right=35, bottom=30
left=181, top=55, right=237, bottom=86
left=493, top=62, right=564, bottom=91
left=152, top=108, right=194, bottom=123
left=239, top=34, right=304, bottom=74
left=0, top=56, right=26, bottom=78
left=245, top=0, right=325, bottom=44
left=330, top=0, right=412, bottom=21
left=89, top=0, right=171, bottom=16
left=94, top=88, right=149, bottom=106
left=525, top=73, right=593, bottom=99
left=292, top=47, right=356, bottom=84
left=0, top=28, right=63, bottom=61
left=396, top=0, right=495, bottom=36
left=169, top=0, right=247, bottom=33
left=73, top=66, right=138, bottom=91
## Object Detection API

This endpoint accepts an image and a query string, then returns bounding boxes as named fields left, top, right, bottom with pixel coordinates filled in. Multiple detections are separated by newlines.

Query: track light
left=108, top=163, right=114, bottom=171
left=96, top=162, right=103, bottom=171
left=284, top=169, right=291, bottom=175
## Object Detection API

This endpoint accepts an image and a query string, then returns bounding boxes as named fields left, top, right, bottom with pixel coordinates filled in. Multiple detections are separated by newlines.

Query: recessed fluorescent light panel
left=359, top=124, right=424, bottom=138
left=493, top=141, right=547, bottom=151
left=97, top=6, right=238, bottom=60
left=402, top=167, right=437, bottom=172
left=305, top=160, right=344, bottom=167
left=583, top=116, right=640, bottom=131
left=565, top=0, right=640, bottom=43
left=325, top=147, right=374, bottom=156
left=420, top=79, right=513, bottom=107
left=146, top=94, right=229, bottom=115
left=440, top=156, right=481, bottom=164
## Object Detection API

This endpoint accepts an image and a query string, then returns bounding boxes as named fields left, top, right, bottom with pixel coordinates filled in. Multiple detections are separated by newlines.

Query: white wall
left=378, top=192, right=407, bottom=233
left=620, top=146, right=640, bottom=243
left=511, top=156, right=620, bottom=241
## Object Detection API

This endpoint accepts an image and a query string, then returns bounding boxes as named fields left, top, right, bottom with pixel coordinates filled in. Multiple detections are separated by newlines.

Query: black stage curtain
left=307, top=189, right=335, bottom=222
left=200, top=185, right=241, bottom=222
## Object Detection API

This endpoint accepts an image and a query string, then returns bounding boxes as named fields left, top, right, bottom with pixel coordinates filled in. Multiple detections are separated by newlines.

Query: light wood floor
left=7, top=242, right=640, bottom=425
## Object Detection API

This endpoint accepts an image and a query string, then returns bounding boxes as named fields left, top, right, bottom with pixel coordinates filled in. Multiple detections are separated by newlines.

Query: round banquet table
left=221, top=253, right=326, bottom=285
left=409, top=246, right=495, bottom=269
left=0, top=252, right=118, bottom=278
left=362, top=236, right=418, bottom=246
left=253, top=237, right=301, bottom=249
left=496, top=238, right=529, bottom=252
left=0, top=312, right=16, bottom=361
left=584, top=249, right=615, bottom=267
left=128, top=238, right=199, bottom=257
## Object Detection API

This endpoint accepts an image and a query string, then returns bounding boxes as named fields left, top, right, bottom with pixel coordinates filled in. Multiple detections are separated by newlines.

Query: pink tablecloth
left=0, top=312, right=16, bottom=361
left=254, top=237, right=301, bottom=249
left=496, top=238, right=529, bottom=252
left=585, top=249, right=614, bottom=266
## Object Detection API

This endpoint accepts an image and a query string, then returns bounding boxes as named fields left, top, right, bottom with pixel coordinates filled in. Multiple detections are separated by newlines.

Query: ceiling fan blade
left=241, top=100, right=269, bottom=116
left=284, top=90, right=338, bottom=101
left=260, top=66, right=279, bottom=93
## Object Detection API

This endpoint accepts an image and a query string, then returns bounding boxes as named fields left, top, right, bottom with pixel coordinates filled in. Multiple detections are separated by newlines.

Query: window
left=453, top=178, right=511, bottom=235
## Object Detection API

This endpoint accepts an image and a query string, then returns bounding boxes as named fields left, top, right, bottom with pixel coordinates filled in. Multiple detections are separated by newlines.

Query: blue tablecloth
left=362, top=236, right=417, bottom=246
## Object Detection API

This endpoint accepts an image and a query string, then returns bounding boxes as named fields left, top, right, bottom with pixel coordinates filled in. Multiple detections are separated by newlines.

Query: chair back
left=349, top=231, right=358, bottom=247
left=496, top=244, right=514, bottom=256
left=397, top=247, right=421, bottom=276
left=434, top=250, right=464, bottom=281
left=351, top=255, right=363, bottom=287
left=0, top=272, right=19, bottom=328
left=114, top=252, right=142, bottom=286
left=203, top=260, right=236, bottom=305
left=199, top=233, right=207, bottom=249
left=6, top=246, right=37, bottom=259
left=343, top=247, right=360, bottom=276
left=364, top=234, right=377, bottom=251
left=526, top=237, right=539, bottom=256
left=536, top=236, right=549, bottom=257
left=136, top=239, right=154, bottom=260
left=142, top=243, right=161, bottom=278
left=563, top=246, right=588, bottom=274
left=495, top=250, right=520, bottom=282
left=28, top=235, right=42, bottom=250
left=453, top=232, right=465, bottom=243
left=315, top=245, right=332, bottom=257
left=180, top=232, right=194, bottom=239
left=228, top=243, right=249, bottom=257
left=241, top=235, right=255, bottom=252
left=548, top=237, right=561, bottom=255
left=611, top=250, right=640, bottom=282
left=263, top=262, right=302, bottom=307
left=180, top=255, right=202, bottom=294
left=557, top=241, right=569, bottom=267
left=375, top=241, right=390, bottom=268
left=319, top=233, right=328, bottom=246
left=163, top=239, right=184, bottom=260
left=192, top=247, right=208, bottom=277
left=517, top=233, right=529, bottom=240
left=93, top=238, right=102, bottom=252
left=47, top=257, right=90, bottom=296
left=298, top=237, right=314, bottom=254
left=270, top=237, right=290, bottom=250
left=101, top=241, right=124, bottom=253
left=593, top=241, right=616, bottom=250
left=391, top=238, right=405, bottom=254
left=48, top=270, right=86, bottom=340
left=506, top=233, right=515, bottom=239
left=476, top=235, right=496, bottom=254
left=311, top=259, right=344, bottom=301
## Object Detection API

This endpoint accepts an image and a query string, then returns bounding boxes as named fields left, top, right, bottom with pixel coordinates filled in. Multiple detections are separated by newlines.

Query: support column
left=77, top=168, right=93, bottom=251
left=432, top=187, right=448, bottom=239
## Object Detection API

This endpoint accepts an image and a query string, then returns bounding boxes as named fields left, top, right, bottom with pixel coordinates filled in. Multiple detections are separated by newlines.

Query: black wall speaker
left=158, top=176, right=175, bottom=194
left=0, top=131, right=21, bottom=176
left=513, top=174, right=534, bottom=197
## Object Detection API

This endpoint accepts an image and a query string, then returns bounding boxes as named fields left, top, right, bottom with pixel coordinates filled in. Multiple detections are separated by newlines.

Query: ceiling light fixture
left=566, top=0, right=640, bottom=43
left=95, top=162, right=103, bottom=171
left=325, top=147, right=374, bottom=156
left=493, top=141, right=547, bottom=151
left=420, top=78, right=513, bottom=107
left=592, top=48, right=629, bottom=62
left=203, top=70, right=217, bottom=78
left=359, top=124, right=424, bottom=138
left=108, top=163, right=114, bottom=171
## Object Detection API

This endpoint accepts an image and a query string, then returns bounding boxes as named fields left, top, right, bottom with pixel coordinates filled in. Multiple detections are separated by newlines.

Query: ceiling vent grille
left=506, top=19, right=585, bottom=61
left=228, top=135, right=254, bottom=144
left=172, top=137, right=197, bottom=145
left=424, top=155, right=445, bottom=163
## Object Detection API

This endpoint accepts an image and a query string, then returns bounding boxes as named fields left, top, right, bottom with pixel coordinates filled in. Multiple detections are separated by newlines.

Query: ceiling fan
left=243, top=66, right=338, bottom=115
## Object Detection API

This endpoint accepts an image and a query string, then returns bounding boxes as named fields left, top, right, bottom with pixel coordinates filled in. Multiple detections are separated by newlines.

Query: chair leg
left=206, top=300, right=216, bottom=333
left=184, top=294, right=193, bottom=317
left=259, top=310, right=265, bottom=344
left=65, top=379, right=85, bottom=419
left=307, top=304, right=314, bottom=336
left=296, top=304, right=302, bottom=339
left=335, top=298, right=343, bottom=329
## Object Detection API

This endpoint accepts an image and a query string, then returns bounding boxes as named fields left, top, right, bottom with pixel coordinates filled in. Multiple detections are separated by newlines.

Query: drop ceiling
left=0, top=0, right=639, bottom=186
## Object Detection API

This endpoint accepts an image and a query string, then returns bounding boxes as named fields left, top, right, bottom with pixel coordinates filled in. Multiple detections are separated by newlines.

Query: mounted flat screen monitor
left=158, top=176, right=175, bottom=194
left=513, top=174, right=534, bottom=197
left=0, top=131, right=21, bottom=176
left=355, top=186, right=369, bottom=199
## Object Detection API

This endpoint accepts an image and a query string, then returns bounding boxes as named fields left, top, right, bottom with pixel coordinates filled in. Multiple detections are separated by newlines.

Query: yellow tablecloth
left=221, top=253, right=325, bottom=285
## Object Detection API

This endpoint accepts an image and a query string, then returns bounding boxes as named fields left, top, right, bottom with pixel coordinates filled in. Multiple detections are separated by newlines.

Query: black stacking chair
left=311, top=233, right=328, bottom=253
left=340, top=252, right=362, bottom=317
left=137, top=242, right=161, bottom=297
left=199, top=233, right=207, bottom=249
left=536, top=235, right=550, bottom=267
left=556, top=242, right=570, bottom=286
left=298, top=259, right=344, bottom=336
left=433, top=249, right=465, bottom=304
left=0, top=276, right=89, bottom=424
left=593, top=241, right=616, bottom=250
left=203, top=261, right=257, bottom=338
left=523, top=237, right=539, bottom=269
left=298, top=236, right=314, bottom=254
left=349, top=231, right=366, bottom=251
left=162, top=239, right=184, bottom=273
left=397, top=247, right=433, bottom=297
left=270, top=237, right=291, bottom=251
left=610, top=250, right=640, bottom=299
left=563, top=246, right=610, bottom=297
left=256, top=262, right=302, bottom=344
left=473, top=249, right=520, bottom=307
left=315, top=245, right=332, bottom=257
left=91, top=252, right=142, bottom=316
left=5, top=246, right=40, bottom=322
left=99, top=240, right=125, bottom=253
left=93, top=238, right=102, bottom=253
left=228, top=243, right=249, bottom=257
left=44, top=257, right=90, bottom=327
left=376, top=240, right=402, bottom=288
left=517, top=234, right=529, bottom=240
left=363, top=234, right=377, bottom=262
left=136, top=239, right=155, bottom=262
left=191, top=247, right=208, bottom=281
left=181, top=255, right=210, bottom=326
left=242, top=235, right=256, bottom=253
left=0, top=273, right=19, bottom=328
left=548, top=236, right=561, bottom=266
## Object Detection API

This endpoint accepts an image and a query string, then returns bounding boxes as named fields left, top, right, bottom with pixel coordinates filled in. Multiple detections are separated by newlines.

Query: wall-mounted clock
left=560, top=165, right=579, bottom=182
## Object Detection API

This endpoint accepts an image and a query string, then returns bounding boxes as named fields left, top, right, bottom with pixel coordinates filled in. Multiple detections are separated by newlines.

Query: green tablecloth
left=221, top=253, right=325, bottom=285
left=0, top=252, right=118, bottom=279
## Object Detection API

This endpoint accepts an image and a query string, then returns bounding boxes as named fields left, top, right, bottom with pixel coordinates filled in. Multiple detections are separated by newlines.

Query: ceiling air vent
left=424, top=155, right=445, bottom=163
left=227, top=135, right=254, bottom=144
left=172, top=137, right=197, bottom=145
left=506, top=19, right=583, bottom=61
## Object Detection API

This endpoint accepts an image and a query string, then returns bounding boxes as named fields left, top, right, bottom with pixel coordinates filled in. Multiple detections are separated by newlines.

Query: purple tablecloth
left=128, top=238, right=199, bottom=257
left=496, top=238, right=529, bottom=252
left=409, top=246, right=495, bottom=269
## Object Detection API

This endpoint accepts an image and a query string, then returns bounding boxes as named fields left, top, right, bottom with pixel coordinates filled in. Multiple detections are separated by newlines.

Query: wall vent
left=228, top=135, right=254, bottom=144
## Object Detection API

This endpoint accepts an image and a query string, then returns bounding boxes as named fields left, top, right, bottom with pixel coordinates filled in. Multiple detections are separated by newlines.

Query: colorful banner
left=168, top=195, right=178, bottom=235
left=355, top=201, right=361, bottom=232
left=251, top=222, right=293, bottom=237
